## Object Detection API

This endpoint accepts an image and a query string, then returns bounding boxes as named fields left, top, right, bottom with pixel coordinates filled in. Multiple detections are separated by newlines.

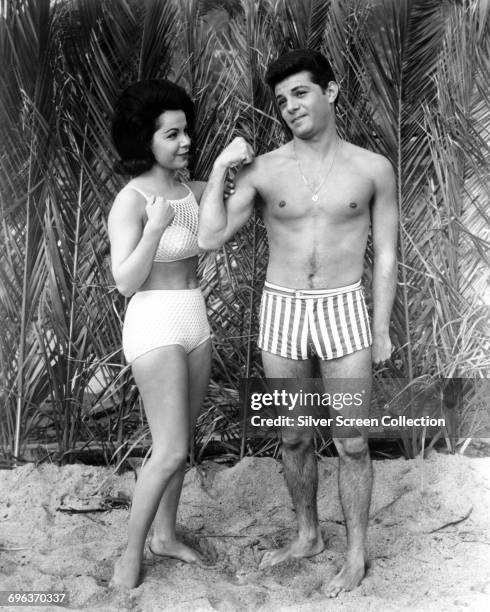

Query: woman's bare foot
left=111, top=551, right=142, bottom=589
left=324, top=553, right=368, bottom=598
left=259, top=529, right=324, bottom=569
left=149, top=536, right=209, bottom=566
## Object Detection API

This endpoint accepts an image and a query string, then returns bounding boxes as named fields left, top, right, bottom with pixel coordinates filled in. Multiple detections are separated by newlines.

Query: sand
left=1, top=452, right=489, bottom=611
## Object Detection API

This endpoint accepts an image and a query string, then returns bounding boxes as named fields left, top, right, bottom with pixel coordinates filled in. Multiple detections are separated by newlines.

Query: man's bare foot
left=324, top=556, right=367, bottom=598
left=111, top=552, right=142, bottom=589
left=259, top=530, right=324, bottom=569
left=149, top=536, right=209, bottom=567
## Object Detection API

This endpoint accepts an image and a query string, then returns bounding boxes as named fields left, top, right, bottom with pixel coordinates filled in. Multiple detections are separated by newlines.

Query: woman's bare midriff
left=137, top=256, right=199, bottom=291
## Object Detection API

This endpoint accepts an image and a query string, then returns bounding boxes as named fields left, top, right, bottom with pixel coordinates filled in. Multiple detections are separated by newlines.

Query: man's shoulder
left=253, top=143, right=291, bottom=173
left=259, top=141, right=290, bottom=159
left=344, top=141, right=389, bottom=164
left=344, top=142, right=393, bottom=179
left=235, top=143, right=287, bottom=185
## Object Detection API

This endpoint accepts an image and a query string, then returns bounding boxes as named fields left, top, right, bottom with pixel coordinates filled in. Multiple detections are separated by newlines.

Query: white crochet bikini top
left=127, top=184, right=200, bottom=262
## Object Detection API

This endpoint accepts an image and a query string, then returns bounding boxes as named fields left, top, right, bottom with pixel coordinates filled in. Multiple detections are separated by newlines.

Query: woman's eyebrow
left=163, top=125, right=186, bottom=134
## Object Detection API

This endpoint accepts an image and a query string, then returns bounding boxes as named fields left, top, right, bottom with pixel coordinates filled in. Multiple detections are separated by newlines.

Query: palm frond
left=277, top=0, right=331, bottom=50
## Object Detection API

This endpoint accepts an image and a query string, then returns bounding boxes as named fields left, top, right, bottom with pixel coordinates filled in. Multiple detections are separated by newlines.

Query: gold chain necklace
left=293, top=139, right=340, bottom=202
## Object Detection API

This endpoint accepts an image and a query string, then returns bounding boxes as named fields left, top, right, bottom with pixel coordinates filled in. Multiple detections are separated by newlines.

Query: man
left=198, top=49, right=397, bottom=597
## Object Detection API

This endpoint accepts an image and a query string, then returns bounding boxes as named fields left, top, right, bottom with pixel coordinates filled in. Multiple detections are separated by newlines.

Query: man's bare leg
left=259, top=352, right=324, bottom=569
left=320, top=347, right=372, bottom=597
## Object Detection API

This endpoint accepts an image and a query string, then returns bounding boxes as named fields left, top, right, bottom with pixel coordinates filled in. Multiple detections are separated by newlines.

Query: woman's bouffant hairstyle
left=111, top=79, right=195, bottom=176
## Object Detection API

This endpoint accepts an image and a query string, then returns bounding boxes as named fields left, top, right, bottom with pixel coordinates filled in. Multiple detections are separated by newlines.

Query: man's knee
left=334, top=435, right=369, bottom=460
left=281, top=429, right=313, bottom=453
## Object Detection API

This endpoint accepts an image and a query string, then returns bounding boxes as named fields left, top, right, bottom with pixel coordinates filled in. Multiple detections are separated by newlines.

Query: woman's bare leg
left=150, top=339, right=211, bottom=563
left=112, top=345, right=189, bottom=588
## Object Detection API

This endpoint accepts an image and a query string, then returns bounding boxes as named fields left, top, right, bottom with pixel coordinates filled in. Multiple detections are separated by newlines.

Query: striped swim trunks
left=257, top=280, right=372, bottom=361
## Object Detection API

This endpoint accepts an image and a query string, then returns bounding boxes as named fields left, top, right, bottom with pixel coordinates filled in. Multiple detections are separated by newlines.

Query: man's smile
left=291, top=115, right=307, bottom=124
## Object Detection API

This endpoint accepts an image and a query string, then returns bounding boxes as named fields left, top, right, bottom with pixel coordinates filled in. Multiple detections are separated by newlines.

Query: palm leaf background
left=0, top=0, right=488, bottom=466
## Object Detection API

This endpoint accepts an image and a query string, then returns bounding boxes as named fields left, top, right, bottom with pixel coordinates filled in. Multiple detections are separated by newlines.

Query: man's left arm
left=370, top=156, right=398, bottom=364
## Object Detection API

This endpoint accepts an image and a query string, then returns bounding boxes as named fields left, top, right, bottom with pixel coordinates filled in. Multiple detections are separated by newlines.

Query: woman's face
left=150, top=110, right=191, bottom=170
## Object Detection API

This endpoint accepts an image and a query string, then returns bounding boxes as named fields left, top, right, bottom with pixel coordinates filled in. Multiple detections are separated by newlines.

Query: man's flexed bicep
left=198, top=137, right=256, bottom=250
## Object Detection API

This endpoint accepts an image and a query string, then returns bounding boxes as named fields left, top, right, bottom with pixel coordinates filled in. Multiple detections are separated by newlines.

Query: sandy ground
left=1, top=452, right=490, bottom=611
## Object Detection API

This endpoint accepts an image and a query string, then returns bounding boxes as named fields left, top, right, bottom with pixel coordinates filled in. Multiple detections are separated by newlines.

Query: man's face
left=274, top=71, right=336, bottom=138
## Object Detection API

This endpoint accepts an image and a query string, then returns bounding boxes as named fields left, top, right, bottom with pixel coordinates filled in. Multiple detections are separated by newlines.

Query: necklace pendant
left=312, top=194, right=319, bottom=202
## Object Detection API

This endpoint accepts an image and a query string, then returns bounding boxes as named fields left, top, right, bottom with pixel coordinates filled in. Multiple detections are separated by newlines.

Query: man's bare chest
left=256, top=165, right=373, bottom=224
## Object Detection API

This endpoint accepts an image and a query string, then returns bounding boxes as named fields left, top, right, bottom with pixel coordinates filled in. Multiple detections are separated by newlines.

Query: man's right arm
left=198, top=137, right=257, bottom=250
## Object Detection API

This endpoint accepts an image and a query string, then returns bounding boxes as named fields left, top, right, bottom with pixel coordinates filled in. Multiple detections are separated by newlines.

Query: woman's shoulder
left=118, top=180, right=153, bottom=201
left=109, top=183, right=147, bottom=221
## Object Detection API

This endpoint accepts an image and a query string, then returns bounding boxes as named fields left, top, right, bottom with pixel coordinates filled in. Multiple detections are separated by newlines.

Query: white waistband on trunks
left=263, top=279, right=362, bottom=298
left=258, top=279, right=371, bottom=360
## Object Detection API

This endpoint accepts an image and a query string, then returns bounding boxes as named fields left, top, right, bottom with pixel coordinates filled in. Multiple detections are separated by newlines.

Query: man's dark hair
left=265, top=48, right=337, bottom=95
left=111, top=79, right=195, bottom=176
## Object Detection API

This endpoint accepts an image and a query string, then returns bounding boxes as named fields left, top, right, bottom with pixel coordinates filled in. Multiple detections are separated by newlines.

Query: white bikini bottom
left=122, top=289, right=211, bottom=363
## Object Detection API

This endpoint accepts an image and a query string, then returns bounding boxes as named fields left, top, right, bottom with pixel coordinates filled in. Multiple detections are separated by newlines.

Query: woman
left=108, top=79, right=212, bottom=588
